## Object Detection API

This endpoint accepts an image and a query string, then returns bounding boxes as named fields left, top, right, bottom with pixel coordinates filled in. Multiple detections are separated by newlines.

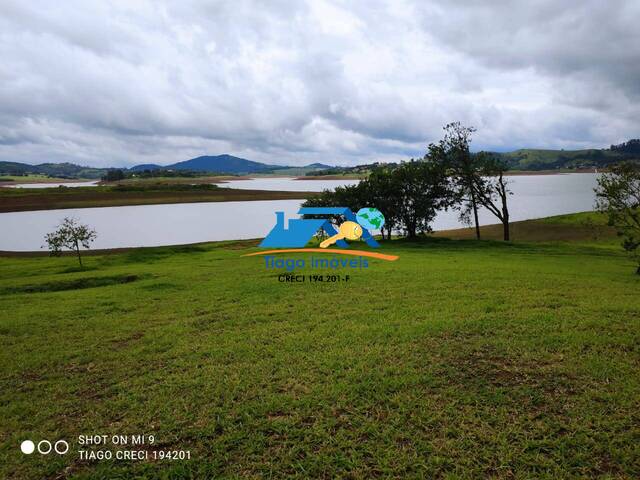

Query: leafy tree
left=473, top=154, right=512, bottom=241
left=429, top=122, right=483, bottom=239
left=363, top=165, right=401, bottom=239
left=610, top=139, right=640, bottom=156
left=392, top=159, right=451, bottom=238
left=44, top=217, right=97, bottom=267
left=595, top=162, right=640, bottom=274
left=102, top=169, right=125, bottom=182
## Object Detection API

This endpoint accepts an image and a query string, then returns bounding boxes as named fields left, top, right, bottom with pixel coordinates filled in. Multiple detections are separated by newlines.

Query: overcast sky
left=1, top=1, right=639, bottom=167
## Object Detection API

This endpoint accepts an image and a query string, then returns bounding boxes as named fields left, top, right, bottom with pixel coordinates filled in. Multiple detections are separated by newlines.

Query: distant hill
left=0, top=154, right=294, bottom=179
left=306, top=141, right=640, bottom=176
left=129, top=163, right=162, bottom=172
left=3, top=141, right=639, bottom=179
left=0, top=161, right=108, bottom=179
left=129, top=154, right=287, bottom=175
left=496, top=148, right=626, bottom=170
left=170, top=154, right=285, bottom=174
left=305, top=163, right=333, bottom=169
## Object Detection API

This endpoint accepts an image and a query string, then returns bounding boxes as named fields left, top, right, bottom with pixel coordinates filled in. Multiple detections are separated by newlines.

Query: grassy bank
left=0, top=175, right=92, bottom=185
left=0, top=184, right=313, bottom=213
left=1, top=213, right=638, bottom=479
left=433, top=211, right=617, bottom=243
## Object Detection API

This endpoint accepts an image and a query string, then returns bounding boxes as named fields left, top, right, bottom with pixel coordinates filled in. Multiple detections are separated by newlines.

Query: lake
left=0, top=174, right=600, bottom=251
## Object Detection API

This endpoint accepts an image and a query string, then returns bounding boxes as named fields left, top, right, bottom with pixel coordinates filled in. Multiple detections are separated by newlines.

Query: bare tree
left=442, top=122, right=482, bottom=239
left=44, top=217, right=97, bottom=267
left=474, top=155, right=512, bottom=241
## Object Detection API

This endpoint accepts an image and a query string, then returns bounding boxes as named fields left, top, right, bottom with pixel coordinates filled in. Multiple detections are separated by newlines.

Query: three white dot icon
left=20, top=439, right=69, bottom=455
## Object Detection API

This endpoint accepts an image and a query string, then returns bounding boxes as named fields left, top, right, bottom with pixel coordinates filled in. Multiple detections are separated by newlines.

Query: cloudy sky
left=1, top=1, right=639, bottom=168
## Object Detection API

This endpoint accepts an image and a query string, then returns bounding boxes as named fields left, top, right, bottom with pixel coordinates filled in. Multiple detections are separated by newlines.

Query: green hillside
left=1, top=213, right=638, bottom=478
left=0, top=161, right=108, bottom=179
left=498, top=148, right=625, bottom=170
left=306, top=140, right=640, bottom=176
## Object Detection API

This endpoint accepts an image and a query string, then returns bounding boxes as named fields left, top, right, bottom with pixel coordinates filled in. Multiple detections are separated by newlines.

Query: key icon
left=320, top=221, right=363, bottom=248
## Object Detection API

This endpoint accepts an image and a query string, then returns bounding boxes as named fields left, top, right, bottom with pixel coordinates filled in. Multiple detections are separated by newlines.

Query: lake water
left=0, top=174, right=600, bottom=251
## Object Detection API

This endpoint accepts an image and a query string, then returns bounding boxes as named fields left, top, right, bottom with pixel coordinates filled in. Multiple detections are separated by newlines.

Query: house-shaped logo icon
left=260, top=207, right=380, bottom=248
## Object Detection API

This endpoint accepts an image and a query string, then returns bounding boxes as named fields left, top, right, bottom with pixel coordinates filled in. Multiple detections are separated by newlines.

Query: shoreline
left=503, top=168, right=601, bottom=176
left=295, top=168, right=602, bottom=180
left=0, top=211, right=608, bottom=256
left=0, top=178, right=96, bottom=187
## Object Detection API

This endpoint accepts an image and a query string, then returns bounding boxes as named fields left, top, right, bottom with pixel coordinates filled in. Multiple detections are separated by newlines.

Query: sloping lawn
left=1, top=214, right=638, bottom=478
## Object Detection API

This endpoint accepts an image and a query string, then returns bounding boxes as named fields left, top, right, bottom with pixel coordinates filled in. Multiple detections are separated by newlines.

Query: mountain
left=168, top=154, right=284, bottom=174
left=130, top=154, right=286, bottom=174
left=305, top=163, right=333, bottom=169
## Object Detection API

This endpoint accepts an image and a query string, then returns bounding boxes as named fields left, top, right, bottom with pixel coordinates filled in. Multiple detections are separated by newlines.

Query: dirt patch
left=434, top=343, right=584, bottom=401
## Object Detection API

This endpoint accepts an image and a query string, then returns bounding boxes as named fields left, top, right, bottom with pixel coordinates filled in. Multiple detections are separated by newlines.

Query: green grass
left=433, top=212, right=619, bottom=244
left=0, top=174, right=88, bottom=183
left=1, top=214, right=639, bottom=479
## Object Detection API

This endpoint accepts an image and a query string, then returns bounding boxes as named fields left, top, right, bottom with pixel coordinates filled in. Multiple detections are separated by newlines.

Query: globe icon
left=356, top=207, right=385, bottom=231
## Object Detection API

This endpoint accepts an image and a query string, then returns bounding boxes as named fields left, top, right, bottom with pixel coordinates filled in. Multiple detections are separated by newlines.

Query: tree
left=44, top=217, right=97, bottom=267
left=430, top=122, right=483, bottom=239
left=473, top=154, right=512, bottom=241
left=301, top=158, right=452, bottom=239
left=391, top=159, right=452, bottom=238
left=363, top=165, right=401, bottom=239
left=595, top=162, right=640, bottom=274
left=102, top=169, right=125, bottom=182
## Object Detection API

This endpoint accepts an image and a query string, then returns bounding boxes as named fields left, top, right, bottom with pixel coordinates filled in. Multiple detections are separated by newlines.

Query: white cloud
left=0, top=0, right=638, bottom=167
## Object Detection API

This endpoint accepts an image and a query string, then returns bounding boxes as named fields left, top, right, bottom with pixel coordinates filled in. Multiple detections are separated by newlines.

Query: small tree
left=442, top=122, right=483, bottom=239
left=473, top=154, right=512, bottom=241
left=44, top=217, right=97, bottom=267
left=102, top=169, right=125, bottom=182
left=595, top=162, right=640, bottom=274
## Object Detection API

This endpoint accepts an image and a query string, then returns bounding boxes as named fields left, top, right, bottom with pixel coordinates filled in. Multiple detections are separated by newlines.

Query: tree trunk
left=75, top=239, right=82, bottom=267
left=636, top=264, right=640, bottom=275
left=471, top=193, right=481, bottom=240
left=500, top=172, right=510, bottom=241
left=503, top=218, right=510, bottom=241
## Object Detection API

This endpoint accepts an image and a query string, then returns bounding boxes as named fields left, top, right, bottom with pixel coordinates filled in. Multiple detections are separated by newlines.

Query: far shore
left=295, top=168, right=602, bottom=180
left=0, top=178, right=96, bottom=187
left=1, top=168, right=601, bottom=188
left=0, top=187, right=314, bottom=213
left=503, top=168, right=602, bottom=175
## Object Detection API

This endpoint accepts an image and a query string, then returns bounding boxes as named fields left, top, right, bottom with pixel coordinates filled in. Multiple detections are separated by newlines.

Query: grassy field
left=0, top=184, right=312, bottom=213
left=1, top=213, right=638, bottom=479
left=0, top=175, right=91, bottom=184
